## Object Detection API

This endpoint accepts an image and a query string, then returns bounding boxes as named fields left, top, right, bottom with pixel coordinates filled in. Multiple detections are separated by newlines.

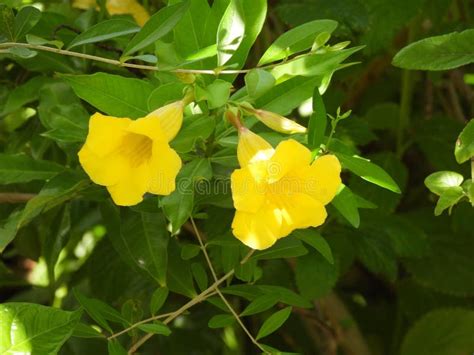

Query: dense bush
left=0, top=0, right=473, bottom=354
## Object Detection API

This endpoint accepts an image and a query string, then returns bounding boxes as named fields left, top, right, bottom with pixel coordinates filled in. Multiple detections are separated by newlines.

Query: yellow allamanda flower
left=231, top=128, right=342, bottom=250
left=73, top=0, right=150, bottom=27
left=78, top=101, right=184, bottom=206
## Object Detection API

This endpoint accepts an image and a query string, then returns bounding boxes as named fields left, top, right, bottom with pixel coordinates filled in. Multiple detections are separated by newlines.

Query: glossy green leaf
left=147, top=82, right=186, bottom=111
left=240, top=294, right=279, bottom=316
left=166, top=238, right=196, bottom=298
left=137, top=322, right=171, bottom=336
left=296, top=249, right=338, bottom=299
left=68, top=19, right=140, bottom=49
left=454, top=119, right=474, bottom=163
left=0, top=303, right=81, bottom=354
left=307, top=86, right=327, bottom=149
left=0, top=153, right=64, bottom=184
left=161, top=158, right=212, bottom=232
left=123, top=2, right=189, bottom=56
left=14, top=6, right=41, bottom=40
left=256, top=306, right=292, bottom=340
left=393, top=29, right=474, bottom=71
left=181, top=243, right=201, bottom=260
left=401, top=309, right=474, bottom=355
left=60, top=72, right=154, bottom=118
left=0, top=5, right=15, bottom=42
left=191, top=262, right=208, bottom=291
left=259, top=19, right=338, bottom=66
left=1, top=76, right=49, bottom=115
left=336, top=153, right=401, bottom=193
left=171, top=115, right=216, bottom=153
left=425, top=171, right=464, bottom=196
left=74, top=289, right=128, bottom=332
left=101, top=204, right=169, bottom=287
left=208, top=314, right=235, bottom=328
left=245, top=69, right=275, bottom=99
left=251, top=238, right=308, bottom=261
left=292, top=229, right=334, bottom=264
left=331, top=184, right=360, bottom=227
left=150, top=287, right=169, bottom=315
left=108, top=339, right=127, bottom=355
left=434, top=187, right=464, bottom=216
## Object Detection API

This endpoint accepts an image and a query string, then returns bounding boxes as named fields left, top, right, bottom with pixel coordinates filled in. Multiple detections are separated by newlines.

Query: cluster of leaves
left=0, top=0, right=473, bottom=355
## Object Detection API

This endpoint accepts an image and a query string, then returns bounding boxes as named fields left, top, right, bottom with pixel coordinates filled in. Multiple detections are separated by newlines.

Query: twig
left=190, top=218, right=267, bottom=353
left=127, top=249, right=255, bottom=354
left=0, top=193, right=36, bottom=203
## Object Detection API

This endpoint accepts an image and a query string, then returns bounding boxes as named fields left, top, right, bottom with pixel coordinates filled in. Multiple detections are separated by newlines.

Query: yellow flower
left=73, top=0, right=150, bottom=27
left=253, top=109, right=307, bottom=134
left=78, top=101, right=184, bottom=206
left=231, top=128, right=341, bottom=250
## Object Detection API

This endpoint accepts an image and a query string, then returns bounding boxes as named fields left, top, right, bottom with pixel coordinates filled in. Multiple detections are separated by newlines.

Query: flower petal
left=107, top=162, right=150, bottom=206
left=237, top=128, right=274, bottom=167
left=232, top=205, right=282, bottom=250
left=84, top=113, right=131, bottom=157
left=276, top=193, right=327, bottom=235
left=127, top=115, right=168, bottom=142
left=148, top=140, right=182, bottom=195
left=78, top=145, right=128, bottom=186
left=231, top=167, right=265, bottom=213
left=305, top=154, right=342, bottom=205
left=146, top=101, right=184, bottom=142
left=268, top=139, right=311, bottom=182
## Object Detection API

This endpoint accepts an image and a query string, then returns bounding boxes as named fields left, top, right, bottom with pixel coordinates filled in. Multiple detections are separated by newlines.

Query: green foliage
left=1, top=0, right=474, bottom=354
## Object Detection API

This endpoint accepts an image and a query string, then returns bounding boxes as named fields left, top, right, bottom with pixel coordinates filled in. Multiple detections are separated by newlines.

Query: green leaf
left=147, top=82, right=186, bottom=111
left=258, top=19, right=338, bottom=66
left=13, top=6, right=41, bottom=40
left=244, top=69, right=275, bottom=99
left=161, top=158, right=212, bottom=232
left=123, top=2, right=189, bottom=56
left=167, top=238, right=196, bottom=297
left=296, top=249, right=338, bottom=299
left=0, top=303, right=81, bottom=354
left=150, top=287, right=169, bottom=315
left=197, top=79, right=233, bottom=109
left=404, top=233, right=474, bottom=296
left=434, top=187, right=464, bottom=216
left=72, top=323, right=103, bottom=338
left=240, top=294, right=279, bottom=317
left=73, top=289, right=128, bottom=332
left=271, top=47, right=362, bottom=79
left=307, top=86, right=327, bottom=149
left=400, top=308, right=474, bottom=355
left=455, top=119, right=474, bottom=163
left=26, top=34, right=63, bottom=49
left=0, top=153, right=64, bottom=184
left=256, top=306, right=292, bottom=340
left=68, top=19, right=140, bottom=49
left=425, top=171, right=464, bottom=195
left=108, top=339, right=127, bottom=355
left=251, top=238, right=308, bottom=261
left=257, top=76, right=322, bottom=115
left=0, top=5, right=15, bottom=42
left=1, top=76, right=49, bottom=116
left=208, top=314, right=235, bottom=328
left=336, top=153, right=401, bottom=193
left=6, top=46, right=37, bottom=58
left=217, top=0, right=267, bottom=69
left=137, top=322, right=171, bottom=336
left=191, top=262, right=208, bottom=291
left=181, top=243, right=201, bottom=260
left=60, top=72, right=154, bottom=118
left=101, top=204, right=169, bottom=287
left=171, top=115, right=216, bottom=153
left=331, top=184, right=360, bottom=227
left=292, top=229, right=333, bottom=264
left=43, top=205, right=71, bottom=284
left=393, top=29, right=474, bottom=71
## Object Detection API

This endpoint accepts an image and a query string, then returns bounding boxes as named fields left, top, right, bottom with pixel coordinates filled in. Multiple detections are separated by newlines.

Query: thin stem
left=127, top=249, right=254, bottom=354
left=0, top=42, right=316, bottom=76
left=190, top=218, right=267, bottom=354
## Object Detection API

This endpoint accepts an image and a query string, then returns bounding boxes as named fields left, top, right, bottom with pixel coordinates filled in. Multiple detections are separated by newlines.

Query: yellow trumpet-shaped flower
left=78, top=101, right=184, bottom=206
left=231, top=128, right=341, bottom=250
left=73, top=0, right=150, bottom=27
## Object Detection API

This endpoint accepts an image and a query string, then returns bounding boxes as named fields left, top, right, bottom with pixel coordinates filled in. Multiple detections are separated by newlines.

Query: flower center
left=120, top=132, right=153, bottom=167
